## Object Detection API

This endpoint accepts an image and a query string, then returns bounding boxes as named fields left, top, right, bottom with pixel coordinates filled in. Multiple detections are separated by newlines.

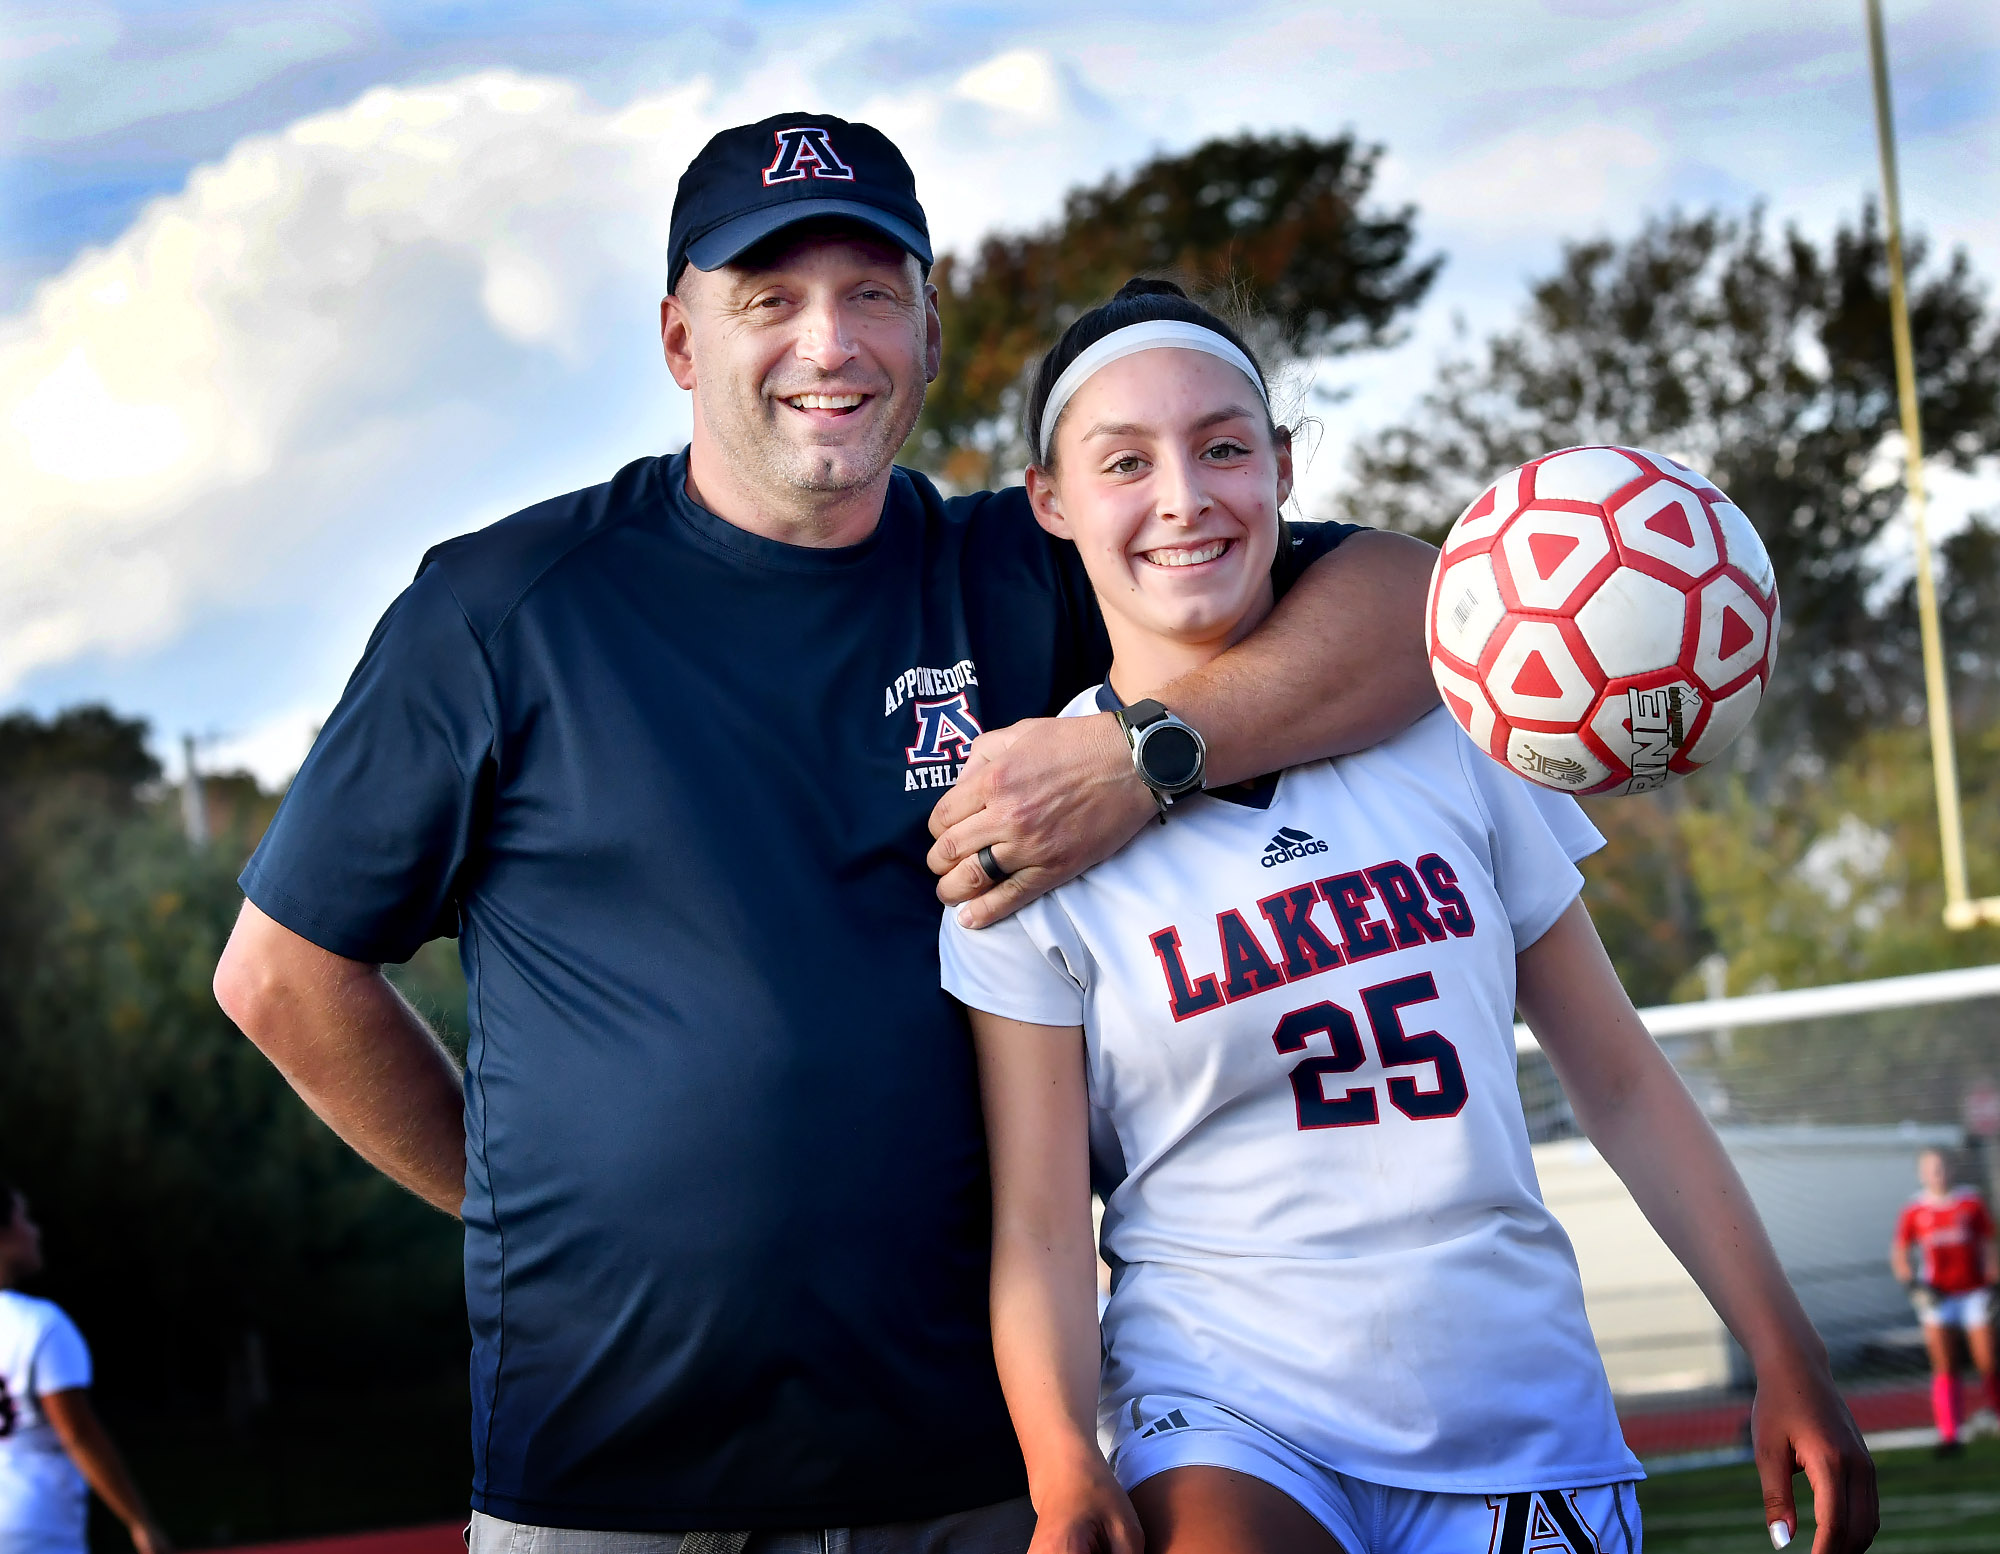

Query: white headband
left=1035, top=319, right=1268, bottom=464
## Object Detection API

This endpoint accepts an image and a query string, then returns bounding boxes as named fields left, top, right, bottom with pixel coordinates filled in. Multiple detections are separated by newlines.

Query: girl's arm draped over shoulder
left=971, top=1006, right=1143, bottom=1554
left=1517, top=902, right=1878, bottom=1554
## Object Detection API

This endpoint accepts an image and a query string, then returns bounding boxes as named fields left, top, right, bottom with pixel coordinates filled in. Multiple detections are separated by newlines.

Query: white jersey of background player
left=0, top=1186, right=167, bottom=1554
left=938, top=279, right=1875, bottom=1554
left=0, top=1288, right=90, bottom=1553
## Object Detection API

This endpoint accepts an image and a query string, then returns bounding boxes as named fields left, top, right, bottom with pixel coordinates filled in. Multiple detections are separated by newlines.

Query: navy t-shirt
left=242, top=451, right=1352, bottom=1530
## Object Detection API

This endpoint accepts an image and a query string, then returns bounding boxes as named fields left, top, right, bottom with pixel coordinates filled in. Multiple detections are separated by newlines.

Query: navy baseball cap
left=667, top=113, right=933, bottom=290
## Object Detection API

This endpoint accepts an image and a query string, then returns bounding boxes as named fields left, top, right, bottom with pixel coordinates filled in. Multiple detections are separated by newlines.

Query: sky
left=3, top=0, right=1996, bottom=785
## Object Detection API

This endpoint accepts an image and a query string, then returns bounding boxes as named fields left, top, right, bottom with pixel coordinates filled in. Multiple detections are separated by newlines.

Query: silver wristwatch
left=1113, top=699, right=1206, bottom=822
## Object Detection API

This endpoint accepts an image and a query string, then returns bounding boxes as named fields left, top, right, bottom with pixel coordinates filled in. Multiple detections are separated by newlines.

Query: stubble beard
left=718, top=378, right=925, bottom=508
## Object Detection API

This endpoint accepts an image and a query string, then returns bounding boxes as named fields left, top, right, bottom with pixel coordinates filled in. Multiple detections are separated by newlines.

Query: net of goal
left=1516, top=963, right=2000, bottom=1465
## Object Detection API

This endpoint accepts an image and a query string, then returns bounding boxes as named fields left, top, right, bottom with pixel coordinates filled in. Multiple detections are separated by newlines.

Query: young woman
left=939, top=279, right=1878, bottom=1554
left=1890, top=1147, right=1999, bottom=1456
left=0, top=1182, right=170, bottom=1554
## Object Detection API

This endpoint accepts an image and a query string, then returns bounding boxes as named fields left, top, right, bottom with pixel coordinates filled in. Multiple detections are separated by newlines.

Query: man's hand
left=930, top=528, right=1437, bottom=925
left=928, top=713, right=1152, bottom=929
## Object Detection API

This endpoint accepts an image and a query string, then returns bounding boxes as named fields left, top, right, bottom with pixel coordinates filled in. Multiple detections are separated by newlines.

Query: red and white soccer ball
left=1425, top=445, right=1779, bottom=796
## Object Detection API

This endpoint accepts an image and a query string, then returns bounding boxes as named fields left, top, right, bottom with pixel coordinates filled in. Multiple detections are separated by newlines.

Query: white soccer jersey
left=0, top=1290, right=91, bottom=1548
left=940, top=699, right=1643, bottom=1495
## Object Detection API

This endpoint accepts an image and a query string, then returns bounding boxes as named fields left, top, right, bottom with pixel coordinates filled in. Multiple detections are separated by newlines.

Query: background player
left=1890, top=1147, right=1999, bottom=1455
left=941, top=279, right=1877, bottom=1554
left=0, top=1181, right=170, bottom=1554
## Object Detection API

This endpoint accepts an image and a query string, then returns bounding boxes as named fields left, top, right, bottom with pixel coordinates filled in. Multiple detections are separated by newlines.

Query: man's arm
left=213, top=901, right=466, bottom=1216
left=41, top=1388, right=171, bottom=1554
left=930, top=529, right=1437, bottom=927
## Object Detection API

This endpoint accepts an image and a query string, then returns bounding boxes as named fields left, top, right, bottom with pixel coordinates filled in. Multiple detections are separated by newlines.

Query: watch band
left=1114, top=699, right=1205, bottom=822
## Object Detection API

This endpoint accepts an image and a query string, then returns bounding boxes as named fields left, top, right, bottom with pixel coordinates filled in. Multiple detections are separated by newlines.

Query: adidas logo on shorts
left=1260, top=825, right=1329, bottom=868
left=1136, top=1408, right=1190, bottom=1439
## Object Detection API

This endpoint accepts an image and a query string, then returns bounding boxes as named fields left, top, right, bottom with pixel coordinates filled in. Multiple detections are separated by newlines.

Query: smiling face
left=1027, top=347, right=1292, bottom=692
left=662, top=225, right=941, bottom=545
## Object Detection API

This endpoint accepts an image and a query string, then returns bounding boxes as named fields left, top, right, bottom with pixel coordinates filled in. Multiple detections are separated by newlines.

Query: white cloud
left=11, top=346, right=189, bottom=479
left=1, top=1, right=1994, bottom=760
left=1417, top=122, right=1665, bottom=236
left=954, top=49, right=1064, bottom=122
left=1, top=1, right=364, bottom=143
left=0, top=70, right=703, bottom=693
left=200, top=701, right=323, bottom=790
left=1562, top=4, right=1713, bottom=80
left=0, top=41, right=1210, bottom=703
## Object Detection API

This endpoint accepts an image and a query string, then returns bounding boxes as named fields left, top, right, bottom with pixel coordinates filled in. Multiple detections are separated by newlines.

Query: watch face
left=1139, top=723, right=1203, bottom=790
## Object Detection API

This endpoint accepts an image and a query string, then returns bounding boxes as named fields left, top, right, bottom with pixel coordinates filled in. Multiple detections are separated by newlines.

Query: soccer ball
left=1425, top=445, right=1779, bottom=796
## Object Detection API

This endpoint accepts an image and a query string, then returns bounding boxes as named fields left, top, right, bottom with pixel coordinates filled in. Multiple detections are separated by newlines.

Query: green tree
left=914, top=131, right=1440, bottom=488
left=0, top=705, right=159, bottom=792
left=1667, top=724, right=2000, bottom=1131
left=1889, top=512, right=2000, bottom=730
left=1337, top=204, right=2000, bottom=757
left=0, top=708, right=463, bottom=1398
left=1575, top=791, right=1712, bottom=1007
left=1678, top=722, right=2000, bottom=995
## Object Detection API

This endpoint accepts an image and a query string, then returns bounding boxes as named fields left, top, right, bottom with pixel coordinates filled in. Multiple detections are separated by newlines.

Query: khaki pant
left=467, top=1495, right=1035, bottom=1554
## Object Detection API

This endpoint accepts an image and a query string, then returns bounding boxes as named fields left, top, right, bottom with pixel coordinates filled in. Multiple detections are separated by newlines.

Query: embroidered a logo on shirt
left=888, top=662, right=983, bottom=793
left=1260, top=826, right=1329, bottom=868
left=906, top=692, right=983, bottom=766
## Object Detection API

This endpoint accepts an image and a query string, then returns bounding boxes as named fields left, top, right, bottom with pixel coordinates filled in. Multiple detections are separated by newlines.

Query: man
left=213, top=113, right=1436, bottom=1545
left=1891, top=1148, right=1999, bottom=1456
left=0, top=1182, right=171, bottom=1554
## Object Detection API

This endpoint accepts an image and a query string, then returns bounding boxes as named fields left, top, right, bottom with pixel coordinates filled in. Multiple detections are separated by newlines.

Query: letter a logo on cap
left=763, top=126, right=855, bottom=185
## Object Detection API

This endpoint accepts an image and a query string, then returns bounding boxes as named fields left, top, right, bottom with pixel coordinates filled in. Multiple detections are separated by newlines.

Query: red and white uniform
left=1896, top=1189, right=1994, bottom=1296
left=1896, top=1187, right=1994, bottom=1329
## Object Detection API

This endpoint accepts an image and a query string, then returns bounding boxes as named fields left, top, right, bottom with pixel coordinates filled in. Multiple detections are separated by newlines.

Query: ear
left=660, top=292, right=698, bottom=391
left=923, top=281, right=943, bottom=385
left=1025, top=463, right=1074, bottom=541
left=1273, top=425, right=1295, bottom=511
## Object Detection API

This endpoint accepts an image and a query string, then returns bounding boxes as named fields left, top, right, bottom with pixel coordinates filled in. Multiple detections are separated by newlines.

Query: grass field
left=1640, top=1438, right=2000, bottom=1553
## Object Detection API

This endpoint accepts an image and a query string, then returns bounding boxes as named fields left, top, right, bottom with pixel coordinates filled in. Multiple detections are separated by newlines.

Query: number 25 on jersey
left=1270, top=973, right=1469, bottom=1131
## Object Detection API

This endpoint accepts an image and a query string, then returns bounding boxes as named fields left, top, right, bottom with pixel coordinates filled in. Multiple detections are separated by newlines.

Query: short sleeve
left=1454, top=728, right=1604, bottom=951
left=1526, top=783, right=1607, bottom=867
left=939, top=901, right=1088, bottom=1029
left=1276, top=519, right=1359, bottom=594
left=31, top=1307, right=91, bottom=1396
left=1893, top=1204, right=1918, bottom=1247
left=241, top=565, right=498, bottom=963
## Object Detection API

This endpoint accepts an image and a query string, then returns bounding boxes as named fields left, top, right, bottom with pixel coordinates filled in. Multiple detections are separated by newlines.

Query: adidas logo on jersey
left=1261, top=826, right=1329, bottom=868
left=1135, top=1408, right=1190, bottom=1440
